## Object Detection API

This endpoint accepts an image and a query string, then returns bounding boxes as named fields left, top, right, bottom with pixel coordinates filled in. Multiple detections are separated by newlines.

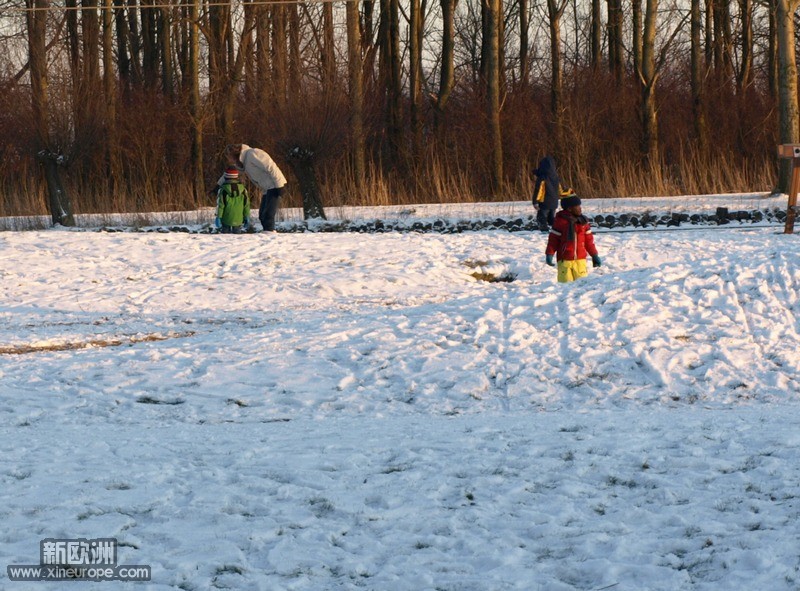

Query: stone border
left=98, top=207, right=786, bottom=234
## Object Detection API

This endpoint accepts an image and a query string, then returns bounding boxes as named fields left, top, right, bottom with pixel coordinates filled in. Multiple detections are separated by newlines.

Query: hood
left=536, top=156, right=560, bottom=185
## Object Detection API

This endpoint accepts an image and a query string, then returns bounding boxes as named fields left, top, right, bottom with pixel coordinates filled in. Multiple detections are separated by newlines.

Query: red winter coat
left=545, top=210, right=599, bottom=261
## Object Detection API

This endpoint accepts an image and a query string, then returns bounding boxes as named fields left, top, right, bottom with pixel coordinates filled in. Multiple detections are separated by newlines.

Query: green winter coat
left=216, top=181, right=250, bottom=228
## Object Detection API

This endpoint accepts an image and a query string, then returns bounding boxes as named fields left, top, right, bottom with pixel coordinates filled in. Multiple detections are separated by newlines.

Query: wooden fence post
left=777, top=144, right=800, bottom=234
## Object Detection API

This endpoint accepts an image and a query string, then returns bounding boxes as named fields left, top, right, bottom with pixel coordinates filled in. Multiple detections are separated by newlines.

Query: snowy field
left=1, top=212, right=800, bottom=590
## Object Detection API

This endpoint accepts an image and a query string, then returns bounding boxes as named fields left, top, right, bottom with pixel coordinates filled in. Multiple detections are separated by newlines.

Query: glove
left=242, top=217, right=249, bottom=229
left=546, top=254, right=555, bottom=267
left=592, top=255, right=602, bottom=267
left=214, top=216, right=221, bottom=229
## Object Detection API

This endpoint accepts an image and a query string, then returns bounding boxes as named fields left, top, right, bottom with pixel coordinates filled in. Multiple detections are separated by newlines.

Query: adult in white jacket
left=224, top=144, right=288, bottom=232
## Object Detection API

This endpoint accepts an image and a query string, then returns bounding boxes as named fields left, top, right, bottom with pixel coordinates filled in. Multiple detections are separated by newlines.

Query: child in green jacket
left=215, top=168, right=250, bottom=234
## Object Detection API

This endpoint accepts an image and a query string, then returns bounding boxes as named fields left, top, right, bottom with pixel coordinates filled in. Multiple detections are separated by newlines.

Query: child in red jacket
left=545, top=195, right=602, bottom=283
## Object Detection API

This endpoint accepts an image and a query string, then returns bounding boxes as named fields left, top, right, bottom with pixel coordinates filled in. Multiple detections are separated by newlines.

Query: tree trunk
left=271, top=4, right=288, bottom=112
left=243, top=1, right=256, bottom=100
left=27, top=0, right=76, bottom=226
left=410, top=0, right=424, bottom=155
left=346, top=0, right=366, bottom=191
left=188, top=0, right=203, bottom=200
left=498, top=0, right=506, bottom=90
left=632, top=0, right=642, bottom=79
left=640, top=0, right=659, bottom=165
left=225, top=10, right=253, bottom=142
left=712, top=0, right=734, bottom=83
left=104, top=0, right=123, bottom=194
left=363, top=0, right=374, bottom=43
left=322, top=1, right=336, bottom=89
left=517, top=0, right=528, bottom=83
left=82, top=0, right=101, bottom=89
left=484, top=0, right=503, bottom=195
left=768, top=0, right=778, bottom=98
left=737, top=0, right=753, bottom=92
left=288, top=4, right=301, bottom=99
left=66, top=0, right=80, bottom=84
left=159, top=7, right=174, bottom=99
left=378, top=0, right=403, bottom=162
left=775, top=0, right=799, bottom=192
left=256, top=5, right=269, bottom=100
left=704, top=0, right=713, bottom=67
left=691, top=0, right=708, bottom=153
left=389, top=0, right=403, bottom=159
left=37, top=152, right=76, bottom=227
left=115, top=0, right=131, bottom=89
left=591, top=0, right=601, bottom=69
left=126, top=0, right=143, bottom=87
left=547, top=0, right=565, bottom=154
left=607, top=0, right=623, bottom=79
left=141, top=0, right=159, bottom=88
left=287, top=148, right=326, bottom=220
left=435, top=0, right=457, bottom=126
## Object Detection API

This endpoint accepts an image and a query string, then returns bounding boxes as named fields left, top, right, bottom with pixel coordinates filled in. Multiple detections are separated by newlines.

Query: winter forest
left=2, top=0, right=800, bottom=221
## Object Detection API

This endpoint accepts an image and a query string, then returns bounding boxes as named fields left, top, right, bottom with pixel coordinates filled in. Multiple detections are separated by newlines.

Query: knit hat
left=224, top=167, right=239, bottom=180
left=560, top=195, right=581, bottom=209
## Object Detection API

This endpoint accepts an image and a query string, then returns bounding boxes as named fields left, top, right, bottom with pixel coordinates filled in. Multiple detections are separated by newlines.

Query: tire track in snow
left=715, top=253, right=800, bottom=395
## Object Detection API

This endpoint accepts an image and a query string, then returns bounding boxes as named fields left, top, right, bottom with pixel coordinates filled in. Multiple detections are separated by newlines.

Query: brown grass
left=0, top=64, right=780, bottom=220
left=0, top=331, right=196, bottom=355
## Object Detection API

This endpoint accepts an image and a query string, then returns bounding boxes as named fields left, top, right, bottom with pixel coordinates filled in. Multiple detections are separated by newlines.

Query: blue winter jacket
left=533, top=156, right=561, bottom=210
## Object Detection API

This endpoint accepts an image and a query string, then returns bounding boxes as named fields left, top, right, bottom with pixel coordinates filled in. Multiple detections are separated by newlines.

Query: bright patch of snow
left=1, top=216, right=799, bottom=590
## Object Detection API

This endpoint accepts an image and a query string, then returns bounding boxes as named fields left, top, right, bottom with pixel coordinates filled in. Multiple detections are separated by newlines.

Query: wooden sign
left=777, top=144, right=800, bottom=159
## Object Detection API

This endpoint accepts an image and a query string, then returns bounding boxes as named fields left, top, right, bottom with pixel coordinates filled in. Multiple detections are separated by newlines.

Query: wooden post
left=788, top=164, right=800, bottom=234
left=777, top=144, right=800, bottom=233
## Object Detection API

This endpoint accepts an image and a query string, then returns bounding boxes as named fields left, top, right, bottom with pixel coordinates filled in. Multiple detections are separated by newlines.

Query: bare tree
left=26, top=0, right=75, bottom=225
left=410, top=0, right=425, bottom=154
left=767, top=0, right=778, bottom=97
left=378, top=0, right=403, bottom=161
left=186, top=0, right=203, bottom=199
left=270, top=2, right=288, bottom=112
left=158, top=3, right=174, bottom=99
left=712, top=0, right=734, bottom=82
left=483, top=0, right=503, bottom=194
left=547, top=0, right=568, bottom=154
left=322, top=0, right=336, bottom=89
left=639, top=0, right=659, bottom=163
left=520, top=0, right=530, bottom=81
left=607, top=0, right=623, bottom=79
left=736, top=0, right=754, bottom=92
left=346, top=0, right=366, bottom=190
left=104, top=0, right=122, bottom=193
left=591, top=0, right=601, bottom=69
left=775, top=0, right=799, bottom=191
left=204, top=0, right=253, bottom=142
left=141, top=0, right=159, bottom=87
left=632, top=0, right=642, bottom=77
left=691, top=0, right=708, bottom=153
left=434, top=0, right=458, bottom=126
left=288, top=3, right=301, bottom=98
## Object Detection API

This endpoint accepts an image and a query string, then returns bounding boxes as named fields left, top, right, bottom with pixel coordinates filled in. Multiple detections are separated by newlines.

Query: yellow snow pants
left=557, top=259, right=588, bottom=283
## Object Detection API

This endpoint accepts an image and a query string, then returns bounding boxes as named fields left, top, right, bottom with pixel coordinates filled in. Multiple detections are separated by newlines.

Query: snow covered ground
left=1, top=212, right=800, bottom=590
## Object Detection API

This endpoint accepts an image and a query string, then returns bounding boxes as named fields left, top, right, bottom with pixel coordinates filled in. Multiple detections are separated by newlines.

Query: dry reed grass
left=0, top=331, right=196, bottom=355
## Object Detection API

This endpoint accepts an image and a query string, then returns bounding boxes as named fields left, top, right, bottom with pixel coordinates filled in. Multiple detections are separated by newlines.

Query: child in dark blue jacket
left=532, top=156, right=572, bottom=232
